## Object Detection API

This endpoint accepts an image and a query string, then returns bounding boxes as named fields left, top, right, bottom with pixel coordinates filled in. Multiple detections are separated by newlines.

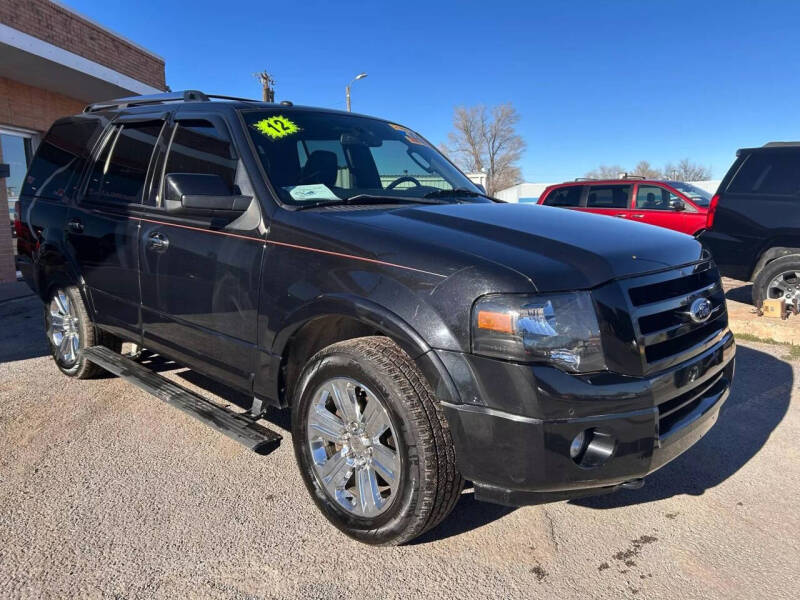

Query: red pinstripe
left=133, top=216, right=446, bottom=278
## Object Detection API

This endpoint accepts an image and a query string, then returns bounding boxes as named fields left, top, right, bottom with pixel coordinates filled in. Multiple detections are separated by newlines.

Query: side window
left=727, top=151, right=800, bottom=195
left=21, top=117, right=102, bottom=201
left=543, top=186, right=582, bottom=207
left=586, top=185, right=631, bottom=209
left=635, top=185, right=680, bottom=210
left=86, top=122, right=163, bottom=204
left=164, top=120, right=238, bottom=195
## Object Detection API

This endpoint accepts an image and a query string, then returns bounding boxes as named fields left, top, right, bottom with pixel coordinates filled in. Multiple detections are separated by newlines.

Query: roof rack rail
left=762, top=141, right=800, bottom=148
left=84, top=90, right=210, bottom=113
left=205, top=94, right=261, bottom=103
left=574, top=177, right=595, bottom=181
left=619, top=174, right=646, bottom=180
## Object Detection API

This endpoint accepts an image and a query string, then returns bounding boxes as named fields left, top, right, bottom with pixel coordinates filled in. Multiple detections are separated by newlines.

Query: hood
left=328, top=203, right=706, bottom=291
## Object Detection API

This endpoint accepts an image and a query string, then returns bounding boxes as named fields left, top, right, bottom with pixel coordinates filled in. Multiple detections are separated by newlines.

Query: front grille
left=657, top=370, right=726, bottom=438
left=622, top=260, right=728, bottom=375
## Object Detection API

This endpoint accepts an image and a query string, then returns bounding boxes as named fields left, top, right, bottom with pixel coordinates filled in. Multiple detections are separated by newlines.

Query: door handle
left=147, top=232, right=169, bottom=252
left=631, top=214, right=645, bottom=218
left=614, top=213, right=628, bottom=218
left=66, top=218, right=84, bottom=233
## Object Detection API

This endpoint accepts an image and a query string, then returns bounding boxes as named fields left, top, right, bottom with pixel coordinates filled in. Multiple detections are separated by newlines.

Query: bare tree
left=632, top=160, right=663, bottom=179
left=441, top=103, right=526, bottom=196
left=663, top=159, right=712, bottom=182
left=584, top=165, right=626, bottom=179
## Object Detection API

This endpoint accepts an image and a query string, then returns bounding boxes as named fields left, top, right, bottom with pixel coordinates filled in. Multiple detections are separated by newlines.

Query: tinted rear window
left=586, top=185, right=631, bottom=209
left=21, top=117, right=104, bottom=201
left=543, top=186, right=582, bottom=207
left=727, top=151, right=800, bottom=195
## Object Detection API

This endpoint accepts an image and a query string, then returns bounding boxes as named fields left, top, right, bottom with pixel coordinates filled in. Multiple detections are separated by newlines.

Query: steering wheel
left=386, top=175, right=422, bottom=190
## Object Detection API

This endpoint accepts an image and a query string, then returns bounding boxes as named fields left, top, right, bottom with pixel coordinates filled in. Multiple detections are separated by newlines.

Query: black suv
left=16, top=91, right=735, bottom=545
left=700, top=142, right=800, bottom=307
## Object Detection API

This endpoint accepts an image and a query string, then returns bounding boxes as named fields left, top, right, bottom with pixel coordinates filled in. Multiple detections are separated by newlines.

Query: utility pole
left=255, top=70, right=275, bottom=102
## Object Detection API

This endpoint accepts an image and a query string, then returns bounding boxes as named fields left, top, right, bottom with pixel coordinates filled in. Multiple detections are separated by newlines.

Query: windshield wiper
left=293, top=194, right=446, bottom=211
left=423, top=188, right=494, bottom=201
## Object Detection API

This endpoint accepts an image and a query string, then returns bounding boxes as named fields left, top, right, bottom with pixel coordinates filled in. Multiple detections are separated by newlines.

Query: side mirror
left=164, top=173, right=251, bottom=214
left=669, top=198, right=686, bottom=211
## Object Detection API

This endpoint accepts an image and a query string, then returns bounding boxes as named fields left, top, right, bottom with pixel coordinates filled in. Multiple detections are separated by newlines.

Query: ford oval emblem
left=689, top=298, right=713, bottom=323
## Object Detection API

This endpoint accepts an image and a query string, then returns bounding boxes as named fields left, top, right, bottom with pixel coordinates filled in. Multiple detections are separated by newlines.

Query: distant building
left=0, top=0, right=166, bottom=282
left=496, top=180, right=723, bottom=203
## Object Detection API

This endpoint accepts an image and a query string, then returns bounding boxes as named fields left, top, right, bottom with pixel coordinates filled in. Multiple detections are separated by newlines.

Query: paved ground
left=0, top=293, right=798, bottom=600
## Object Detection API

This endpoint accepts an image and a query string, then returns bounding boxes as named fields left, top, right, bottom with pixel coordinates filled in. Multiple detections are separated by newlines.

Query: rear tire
left=752, top=255, right=800, bottom=308
left=291, top=337, right=463, bottom=545
left=44, top=285, right=120, bottom=378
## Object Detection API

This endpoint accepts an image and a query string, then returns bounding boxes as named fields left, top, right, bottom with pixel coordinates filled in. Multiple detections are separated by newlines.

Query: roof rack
left=84, top=90, right=262, bottom=113
left=762, top=141, right=800, bottom=148
left=619, top=174, right=646, bottom=180
left=574, top=177, right=595, bottom=181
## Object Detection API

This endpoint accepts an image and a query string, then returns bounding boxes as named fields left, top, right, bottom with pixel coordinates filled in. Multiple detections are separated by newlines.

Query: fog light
left=569, top=428, right=616, bottom=469
left=569, top=431, right=587, bottom=459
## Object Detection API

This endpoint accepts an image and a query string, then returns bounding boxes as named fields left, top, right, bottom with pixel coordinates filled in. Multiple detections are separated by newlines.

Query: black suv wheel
left=752, top=255, right=800, bottom=308
left=291, top=337, right=463, bottom=545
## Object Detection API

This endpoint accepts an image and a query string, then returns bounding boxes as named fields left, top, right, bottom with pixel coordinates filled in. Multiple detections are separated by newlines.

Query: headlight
left=471, top=292, right=606, bottom=373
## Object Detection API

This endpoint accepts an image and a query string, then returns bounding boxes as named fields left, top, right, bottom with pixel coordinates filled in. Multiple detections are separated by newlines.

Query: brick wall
left=1, top=0, right=166, bottom=90
left=0, top=77, right=84, bottom=133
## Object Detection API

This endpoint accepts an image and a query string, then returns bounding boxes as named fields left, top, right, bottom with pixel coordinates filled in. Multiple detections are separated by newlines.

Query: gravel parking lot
left=0, top=293, right=798, bottom=600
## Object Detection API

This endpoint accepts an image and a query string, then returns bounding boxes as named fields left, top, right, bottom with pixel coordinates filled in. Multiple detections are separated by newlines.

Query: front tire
left=291, top=337, right=463, bottom=545
left=44, top=285, right=119, bottom=378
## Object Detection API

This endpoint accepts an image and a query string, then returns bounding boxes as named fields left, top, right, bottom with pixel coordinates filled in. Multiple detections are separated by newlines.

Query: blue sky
left=67, top=0, right=800, bottom=181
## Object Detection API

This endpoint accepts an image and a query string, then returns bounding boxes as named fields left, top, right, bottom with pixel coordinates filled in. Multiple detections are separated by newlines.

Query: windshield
left=668, top=181, right=713, bottom=206
left=242, top=109, right=485, bottom=206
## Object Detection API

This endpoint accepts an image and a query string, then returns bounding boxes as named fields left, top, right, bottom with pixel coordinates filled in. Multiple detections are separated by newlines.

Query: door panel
left=632, top=184, right=701, bottom=235
left=138, top=116, right=263, bottom=393
left=68, top=120, right=165, bottom=338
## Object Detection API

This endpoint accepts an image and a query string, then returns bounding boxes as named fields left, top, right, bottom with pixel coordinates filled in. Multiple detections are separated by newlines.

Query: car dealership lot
left=0, top=295, right=797, bottom=600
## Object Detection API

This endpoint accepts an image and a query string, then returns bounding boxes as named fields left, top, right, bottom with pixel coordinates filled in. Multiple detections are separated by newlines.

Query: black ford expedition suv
left=700, top=142, right=800, bottom=307
left=16, top=91, right=735, bottom=545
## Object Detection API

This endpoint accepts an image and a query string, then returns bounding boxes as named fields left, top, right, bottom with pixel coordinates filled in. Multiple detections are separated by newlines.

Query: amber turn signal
left=476, top=310, right=513, bottom=333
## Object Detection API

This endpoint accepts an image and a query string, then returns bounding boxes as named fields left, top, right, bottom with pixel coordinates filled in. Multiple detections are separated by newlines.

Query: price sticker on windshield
left=253, top=115, right=300, bottom=139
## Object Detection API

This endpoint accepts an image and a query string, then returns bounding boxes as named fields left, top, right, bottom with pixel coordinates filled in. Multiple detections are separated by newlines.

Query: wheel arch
left=750, top=243, right=800, bottom=282
left=270, top=295, right=461, bottom=408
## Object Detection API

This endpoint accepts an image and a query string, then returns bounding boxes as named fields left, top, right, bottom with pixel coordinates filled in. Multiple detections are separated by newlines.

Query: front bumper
left=439, top=331, right=735, bottom=506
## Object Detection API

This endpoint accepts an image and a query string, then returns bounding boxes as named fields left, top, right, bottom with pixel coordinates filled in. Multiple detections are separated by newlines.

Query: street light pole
left=346, top=72, right=367, bottom=112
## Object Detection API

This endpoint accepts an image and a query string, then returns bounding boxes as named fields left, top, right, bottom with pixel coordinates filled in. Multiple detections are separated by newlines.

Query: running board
left=82, top=345, right=282, bottom=454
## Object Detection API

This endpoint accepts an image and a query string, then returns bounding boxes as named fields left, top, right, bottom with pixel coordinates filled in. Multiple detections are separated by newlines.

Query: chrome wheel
left=767, top=271, right=800, bottom=303
left=306, top=377, right=401, bottom=518
left=47, top=290, right=80, bottom=365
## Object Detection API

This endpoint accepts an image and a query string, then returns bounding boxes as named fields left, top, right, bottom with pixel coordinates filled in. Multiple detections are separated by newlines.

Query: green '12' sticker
left=254, top=115, right=300, bottom=139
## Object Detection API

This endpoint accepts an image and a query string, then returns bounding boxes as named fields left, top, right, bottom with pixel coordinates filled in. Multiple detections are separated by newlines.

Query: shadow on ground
left=0, top=296, right=49, bottom=363
left=574, top=345, right=791, bottom=509
left=725, top=281, right=753, bottom=305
